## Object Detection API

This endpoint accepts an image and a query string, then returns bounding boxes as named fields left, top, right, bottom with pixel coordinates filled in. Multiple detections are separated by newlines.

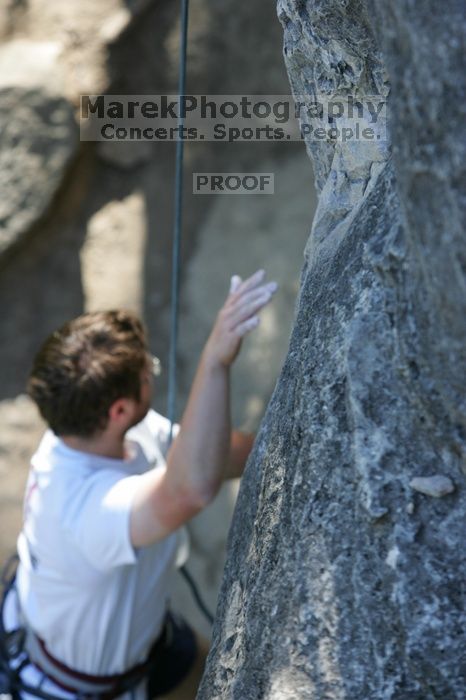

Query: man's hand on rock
left=204, top=269, right=278, bottom=368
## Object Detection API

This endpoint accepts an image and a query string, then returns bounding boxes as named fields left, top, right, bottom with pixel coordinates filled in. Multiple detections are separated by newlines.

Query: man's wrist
left=201, top=347, right=232, bottom=373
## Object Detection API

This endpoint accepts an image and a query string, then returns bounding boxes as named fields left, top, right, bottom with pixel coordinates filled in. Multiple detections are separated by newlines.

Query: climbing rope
left=179, top=566, right=214, bottom=626
left=166, top=0, right=215, bottom=627
left=167, top=0, right=190, bottom=443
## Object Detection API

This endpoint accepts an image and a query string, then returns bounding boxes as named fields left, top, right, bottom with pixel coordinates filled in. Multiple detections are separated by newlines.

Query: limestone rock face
left=0, top=86, right=78, bottom=256
left=0, top=0, right=158, bottom=258
left=198, top=1, right=466, bottom=699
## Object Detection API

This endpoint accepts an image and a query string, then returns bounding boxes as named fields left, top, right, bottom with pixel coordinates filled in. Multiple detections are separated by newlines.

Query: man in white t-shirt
left=7, top=269, right=277, bottom=700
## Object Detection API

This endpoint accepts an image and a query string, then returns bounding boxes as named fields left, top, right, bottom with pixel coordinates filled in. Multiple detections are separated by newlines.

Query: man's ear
left=108, top=397, right=134, bottom=424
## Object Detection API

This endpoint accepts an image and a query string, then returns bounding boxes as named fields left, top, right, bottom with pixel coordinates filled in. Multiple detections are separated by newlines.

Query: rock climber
left=1, top=269, right=277, bottom=700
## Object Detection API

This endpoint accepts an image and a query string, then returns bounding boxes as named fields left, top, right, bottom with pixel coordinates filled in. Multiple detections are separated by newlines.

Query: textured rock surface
left=0, top=0, right=148, bottom=259
left=198, top=1, right=466, bottom=698
left=0, top=86, right=78, bottom=256
left=0, top=0, right=167, bottom=259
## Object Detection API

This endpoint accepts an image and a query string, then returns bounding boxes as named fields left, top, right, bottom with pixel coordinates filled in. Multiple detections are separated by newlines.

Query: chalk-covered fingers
left=204, top=270, right=278, bottom=368
left=228, top=269, right=265, bottom=300
left=229, top=275, right=242, bottom=294
left=234, top=315, right=260, bottom=337
left=226, top=281, right=278, bottom=333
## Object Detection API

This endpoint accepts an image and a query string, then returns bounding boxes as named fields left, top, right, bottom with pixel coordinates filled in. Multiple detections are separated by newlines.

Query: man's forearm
left=166, top=350, right=231, bottom=503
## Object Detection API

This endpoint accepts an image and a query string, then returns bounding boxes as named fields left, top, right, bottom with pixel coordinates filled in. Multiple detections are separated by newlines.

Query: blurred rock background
left=0, top=0, right=316, bottom=640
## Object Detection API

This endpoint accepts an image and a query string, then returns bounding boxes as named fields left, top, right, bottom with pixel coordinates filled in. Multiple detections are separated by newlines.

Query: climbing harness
left=0, top=555, right=70, bottom=700
left=0, top=556, right=173, bottom=700
left=0, top=558, right=196, bottom=700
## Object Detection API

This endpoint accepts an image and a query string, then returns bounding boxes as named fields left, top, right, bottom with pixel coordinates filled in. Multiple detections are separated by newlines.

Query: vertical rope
left=165, top=0, right=214, bottom=628
left=167, top=0, right=190, bottom=445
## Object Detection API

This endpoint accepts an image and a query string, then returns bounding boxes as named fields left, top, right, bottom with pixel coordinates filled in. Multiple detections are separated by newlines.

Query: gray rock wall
left=198, top=1, right=466, bottom=698
left=0, top=86, right=78, bottom=256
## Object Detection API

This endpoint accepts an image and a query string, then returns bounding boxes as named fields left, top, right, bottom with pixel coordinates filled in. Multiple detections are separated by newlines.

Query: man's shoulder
left=31, top=430, right=122, bottom=481
left=34, top=428, right=59, bottom=454
left=31, top=429, right=68, bottom=472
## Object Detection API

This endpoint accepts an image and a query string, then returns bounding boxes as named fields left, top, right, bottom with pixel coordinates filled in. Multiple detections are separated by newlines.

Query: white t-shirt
left=15, top=410, right=188, bottom=683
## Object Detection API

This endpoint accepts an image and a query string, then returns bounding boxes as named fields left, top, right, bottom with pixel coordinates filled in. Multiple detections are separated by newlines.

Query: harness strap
left=24, top=617, right=170, bottom=699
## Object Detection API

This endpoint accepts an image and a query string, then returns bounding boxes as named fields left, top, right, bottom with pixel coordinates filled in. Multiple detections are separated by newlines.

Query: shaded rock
left=198, top=1, right=466, bottom=699
left=5, top=1, right=156, bottom=96
left=0, top=394, right=45, bottom=565
left=367, top=0, right=466, bottom=433
left=96, top=140, right=154, bottom=169
left=0, top=86, right=78, bottom=257
left=0, top=0, right=28, bottom=41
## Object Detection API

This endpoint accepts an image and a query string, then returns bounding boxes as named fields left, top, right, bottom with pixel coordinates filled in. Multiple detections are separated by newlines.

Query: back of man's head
left=28, top=310, right=148, bottom=438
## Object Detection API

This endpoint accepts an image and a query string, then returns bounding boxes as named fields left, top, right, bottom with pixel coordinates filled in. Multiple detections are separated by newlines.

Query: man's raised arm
left=130, top=269, right=277, bottom=547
